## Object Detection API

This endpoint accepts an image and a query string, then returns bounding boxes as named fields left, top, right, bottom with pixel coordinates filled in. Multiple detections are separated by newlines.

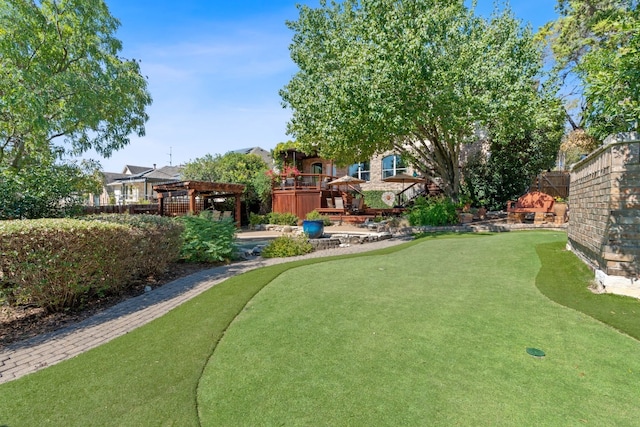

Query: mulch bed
left=0, top=262, right=217, bottom=348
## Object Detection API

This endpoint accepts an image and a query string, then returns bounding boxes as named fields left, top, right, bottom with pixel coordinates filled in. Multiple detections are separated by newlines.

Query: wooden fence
left=83, top=204, right=159, bottom=215
left=529, top=171, right=570, bottom=199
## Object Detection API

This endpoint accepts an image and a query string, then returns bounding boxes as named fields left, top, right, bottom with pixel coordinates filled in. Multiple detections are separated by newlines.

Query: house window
left=311, top=162, right=323, bottom=174
left=381, top=155, right=407, bottom=179
left=348, top=162, right=370, bottom=181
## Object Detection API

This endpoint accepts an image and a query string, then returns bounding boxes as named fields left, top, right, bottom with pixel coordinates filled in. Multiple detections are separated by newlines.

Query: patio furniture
left=506, top=191, right=555, bottom=224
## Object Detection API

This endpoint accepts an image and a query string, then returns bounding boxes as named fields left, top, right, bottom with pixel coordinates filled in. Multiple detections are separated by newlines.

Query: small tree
left=0, top=158, right=101, bottom=219
left=182, top=152, right=271, bottom=215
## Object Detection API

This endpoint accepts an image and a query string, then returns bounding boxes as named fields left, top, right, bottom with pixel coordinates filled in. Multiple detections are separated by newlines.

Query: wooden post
left=234, top=192, right=242, bottom=228
left=157, top=193, right=165, bottom=216
left=188, top=189, right=197, bottom=214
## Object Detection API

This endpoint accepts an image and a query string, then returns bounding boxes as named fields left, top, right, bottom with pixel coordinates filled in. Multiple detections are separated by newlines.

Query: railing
left=271, top=173, right=338, bottom=191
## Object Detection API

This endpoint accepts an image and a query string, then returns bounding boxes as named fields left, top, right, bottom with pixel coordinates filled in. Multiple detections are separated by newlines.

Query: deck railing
left=271, top=173, right=338, bottom=191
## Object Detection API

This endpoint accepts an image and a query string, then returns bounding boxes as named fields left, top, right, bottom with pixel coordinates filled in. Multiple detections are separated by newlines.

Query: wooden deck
left=271, top=173, right=408, bottom=221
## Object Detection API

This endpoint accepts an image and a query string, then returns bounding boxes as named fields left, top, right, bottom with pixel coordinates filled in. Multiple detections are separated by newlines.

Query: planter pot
left=553, top=202, right=568, bottom=223
left=458, top=212, right=473, bottom=224
left=302, top=220, right=324, bottom=239
left=477, top=207, right=487, bottom=220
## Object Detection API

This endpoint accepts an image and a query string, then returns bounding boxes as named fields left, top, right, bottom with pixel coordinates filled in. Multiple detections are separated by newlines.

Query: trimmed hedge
left=0, top=215, right=183, bottom=312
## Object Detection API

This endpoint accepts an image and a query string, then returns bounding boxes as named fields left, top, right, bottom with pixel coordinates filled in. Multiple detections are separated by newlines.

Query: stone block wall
left=568, top=133, right=640, bottom=278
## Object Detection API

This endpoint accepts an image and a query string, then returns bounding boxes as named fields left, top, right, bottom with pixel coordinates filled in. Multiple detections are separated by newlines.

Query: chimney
left=153, top=164, right=156, bottom=170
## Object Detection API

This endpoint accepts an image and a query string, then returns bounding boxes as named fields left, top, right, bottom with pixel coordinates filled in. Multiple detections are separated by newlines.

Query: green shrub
left=261, top=235, right=313, bottom=258
left=266, top=212, right=299, bottom=226
left=407, top=196, right=458, bottom=226
left=175, top=212, right=237, bottom=263
left=305, top=210, right=332, bottom=226
left=82, top=214, right=183, bottom=278
left=0, top=216, right=183, bottom=312
left=363, top=190, right=390, bottom=209
left=249, top=212, right=268, bottom=227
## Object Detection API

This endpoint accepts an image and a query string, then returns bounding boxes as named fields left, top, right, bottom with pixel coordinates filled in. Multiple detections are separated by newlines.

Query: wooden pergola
left=153, top=181, right=245, bottom=228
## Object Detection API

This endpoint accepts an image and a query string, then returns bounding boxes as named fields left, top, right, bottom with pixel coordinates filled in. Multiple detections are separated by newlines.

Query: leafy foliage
left=0, top=158, right=102, bottom=219
left=305, top=209, right=332, bottom=226
left=541, top=0, right=639, bottom=139
left=281, top=0, right=561, bottom=199
left=182, top=152, right=271, bottom=214
left=0, top=0, right=151, bottom=170
left=260, top=235, right=313, bottom=258
left=362, top=190, right=389, bottom=209
left=175, top=212, right=237, bottom=263
left=461, top=102, right=565, bottom=210
left=407, top=196, right=458, bottom=226
left=266, top=212, right=299, bottom=226
left=0, top=215, right=182, bottom=312
left=249, top=212, right=269, bottom=227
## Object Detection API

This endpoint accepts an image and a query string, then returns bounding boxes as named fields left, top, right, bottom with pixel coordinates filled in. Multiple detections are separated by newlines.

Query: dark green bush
left=249, top=212, right=268, bottom=227
left=0, top=216, right=183, bottom=312
left=266, top=212, right=299, bottom=226
left=261, top=235, right=313, bottom=258
left=407, top=196, right=458, bottom=226
left=175, top=211, right=237, bottom=263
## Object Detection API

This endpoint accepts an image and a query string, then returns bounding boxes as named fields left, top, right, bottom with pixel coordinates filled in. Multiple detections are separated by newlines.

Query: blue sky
left=87, top=0, right=559, bottom=172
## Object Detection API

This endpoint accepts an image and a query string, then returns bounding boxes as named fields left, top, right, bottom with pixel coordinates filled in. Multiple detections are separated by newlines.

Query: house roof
left=229, top=146, right=273, bottom=165
left=107, top=165, right=183, bottom=186
left=122, top=165, right=153, bottom=175
left=144, top=165, right=183, bottom=180
left=102, top=172, right=128, bottom=184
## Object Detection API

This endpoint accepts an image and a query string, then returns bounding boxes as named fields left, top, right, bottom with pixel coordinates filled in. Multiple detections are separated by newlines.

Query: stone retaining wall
left=568, top=132, right=639, bottom=284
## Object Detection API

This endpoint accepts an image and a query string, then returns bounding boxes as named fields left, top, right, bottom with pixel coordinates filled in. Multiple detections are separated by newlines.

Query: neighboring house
left=87, top=171, right=128, bottom=206
left=229, top=147, right=273, bottom=166
left=88, top=164, right=183, bottom=206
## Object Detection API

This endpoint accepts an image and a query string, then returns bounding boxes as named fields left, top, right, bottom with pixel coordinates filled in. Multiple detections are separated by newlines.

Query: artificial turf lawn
left=198, top=232, right=640, bottom=425
left=1, top=231, right=639, bottom=426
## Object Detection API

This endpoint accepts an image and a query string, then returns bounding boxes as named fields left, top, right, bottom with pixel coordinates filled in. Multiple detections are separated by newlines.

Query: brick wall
left=568, top=133, right=640, bottom=277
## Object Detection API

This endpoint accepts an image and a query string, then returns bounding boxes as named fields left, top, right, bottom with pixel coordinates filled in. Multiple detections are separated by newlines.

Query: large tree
left=281, top=0, right=563, bottom=199
left=0, top=0, right=152, bottom=170
left=541, top=0, right=639, bottom=140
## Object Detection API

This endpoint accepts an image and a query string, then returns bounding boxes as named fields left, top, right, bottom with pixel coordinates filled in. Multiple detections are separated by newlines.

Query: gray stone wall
left=568, top=133, right=640, bottom=278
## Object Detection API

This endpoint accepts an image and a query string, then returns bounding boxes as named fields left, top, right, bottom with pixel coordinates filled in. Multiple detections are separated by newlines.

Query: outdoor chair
left=351, top=197, right=364, bottom=213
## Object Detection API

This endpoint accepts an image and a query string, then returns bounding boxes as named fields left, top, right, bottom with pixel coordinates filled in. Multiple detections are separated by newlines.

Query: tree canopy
left=281, top=0, right=564, bottom=199
left=0, top=0, right=152, bottom=170
left=541, top=0, right=639, bottom=140
left=181, top=152, right=272, bottom=214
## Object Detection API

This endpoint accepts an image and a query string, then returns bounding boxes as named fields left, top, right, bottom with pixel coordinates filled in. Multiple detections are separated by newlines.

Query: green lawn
left=1, top=232, right=639, bottom=426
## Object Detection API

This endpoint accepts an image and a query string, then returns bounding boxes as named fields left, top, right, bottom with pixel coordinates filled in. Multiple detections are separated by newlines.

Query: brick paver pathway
left=0, top=237, right=408, bottom=384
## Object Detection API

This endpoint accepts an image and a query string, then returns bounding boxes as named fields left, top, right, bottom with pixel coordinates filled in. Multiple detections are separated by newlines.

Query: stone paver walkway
left=0, top=236, right=409, bottom=384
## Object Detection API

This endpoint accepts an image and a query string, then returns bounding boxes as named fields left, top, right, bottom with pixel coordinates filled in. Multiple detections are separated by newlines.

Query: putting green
left=198, top=232, right=640, bottom=425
